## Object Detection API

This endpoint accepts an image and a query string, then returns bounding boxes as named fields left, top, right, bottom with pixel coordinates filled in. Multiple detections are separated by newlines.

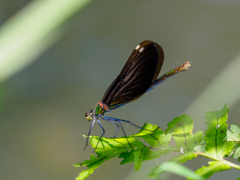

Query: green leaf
left=76, top=123, right=170, bottom=179
left=232, top=143, right=240, bottom=159
left=74, top=135, right=132, bottom=180
left=119, top=123, right=173, bottom=164
left=74, top=154, right=110, bottom=180
left=166, top=114, right=193, bottom=134
left=170, top=152, right=198, bottom=164
left=133, top=149, right=142, bottom=171
left=227, top=124, right=240, bottom=141
left=195, top=161, right=231, bottom=178
left=133, top=123, right=162, bottom=147
left=149, top=162, right=204, bottom=180
left=193, top=138, right=206, bottom=152
left=187, top=131, right=204, bottom=150
left=89, top=136, right=142, bottom=157
left=165, top=115, right=194, bottom=150
left=148, top=152, right=198, bottom=178
left=76, top=109, right=240, bottom=180
left=143, top=133, right=172, bottom=161
left=120, top=147, right=149, bottom=171
left=204, top=104, right=233, bottom=158
left=119, top=145, right=162, bottom=166
left=119, top=150, right=134, bottom=165
left=74, top=154, right=99, bottom=167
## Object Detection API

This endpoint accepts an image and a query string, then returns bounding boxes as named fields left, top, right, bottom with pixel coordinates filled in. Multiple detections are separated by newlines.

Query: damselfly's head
left=85, top=109, right=94, bottom=121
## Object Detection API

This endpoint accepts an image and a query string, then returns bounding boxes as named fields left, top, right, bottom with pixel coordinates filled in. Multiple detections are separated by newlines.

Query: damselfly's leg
left=103, top=116, right=159, bottom=133
left=93, top=119, right=106, bottom=152
left=103, top=116, right=160, bottom=146
left=118, top=121, right=133, bottom=148
left=103, top=116, right=144, bottom=130
left=109, top=120, right=120, bottom=138
left=84, top=119, right=95, bottom=150
left=147, top=62, right=191, bottom=92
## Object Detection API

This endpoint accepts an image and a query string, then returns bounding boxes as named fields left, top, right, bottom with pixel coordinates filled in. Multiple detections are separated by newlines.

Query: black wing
left=102, top=40, right=164, bottom=110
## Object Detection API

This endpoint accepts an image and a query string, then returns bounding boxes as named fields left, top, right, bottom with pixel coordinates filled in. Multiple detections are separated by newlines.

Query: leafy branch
left=74, top=104, right=240, bottom=180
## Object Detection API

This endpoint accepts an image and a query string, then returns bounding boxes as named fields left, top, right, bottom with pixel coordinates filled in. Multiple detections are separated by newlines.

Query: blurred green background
left=0, top=0, right=240, bottom=180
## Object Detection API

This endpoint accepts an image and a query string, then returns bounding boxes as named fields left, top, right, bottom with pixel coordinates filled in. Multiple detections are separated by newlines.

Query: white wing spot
left=135, top=44, right=140, bottom=50
left=139, top=47, right=144, bottom=52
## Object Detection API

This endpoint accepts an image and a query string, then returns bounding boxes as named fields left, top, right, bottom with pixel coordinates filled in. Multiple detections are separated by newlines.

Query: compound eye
left=85, top=112, right=93, bottom=121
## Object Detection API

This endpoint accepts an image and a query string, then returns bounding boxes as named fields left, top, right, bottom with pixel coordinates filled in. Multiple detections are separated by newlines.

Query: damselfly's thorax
left=85, top=102, right=109, bottom=121
left=95, top=101, right=109, bottom=115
